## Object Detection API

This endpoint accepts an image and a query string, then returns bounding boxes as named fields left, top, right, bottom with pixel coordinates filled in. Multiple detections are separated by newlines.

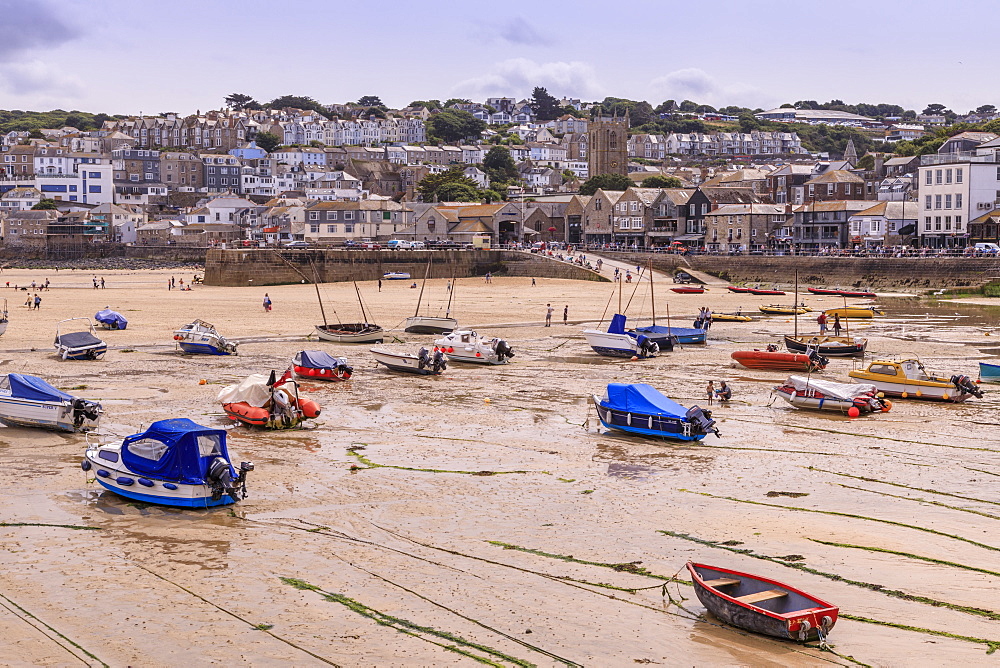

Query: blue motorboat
left=95, top=308, right=128, bottom=330
left=83, top=418, right=253, bottom=507
left=980, top=361, right=1000, bottom=384
left=635, top=325, right=706, bottom=345
left=583, top=314, right=669, bottom=358
left=0, top=373, right=102, bottom=431
left=173, top=319, right=238, bottom=355
left=592, top=383, right=719, bottom=441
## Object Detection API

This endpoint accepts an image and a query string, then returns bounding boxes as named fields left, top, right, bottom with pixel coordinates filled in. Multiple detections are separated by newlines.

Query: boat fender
left=797, top=619, right=812, bottom=641
left=116, top=477, right=134, bottom=486
left=96, top=469, right=110, bottom=478
left=820, top=616, right=834, bottom=631
left=81, top=459, right=91, bottom=471
left=138, top=478, right=154, bottom=487
left=163, top=483, right=178, bottom=490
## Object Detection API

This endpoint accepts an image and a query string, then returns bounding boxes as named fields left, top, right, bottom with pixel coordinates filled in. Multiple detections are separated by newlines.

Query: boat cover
left=95, top=309, right=128, bottom=329
left=120, top=418, right=231, bottom=485
left=603, top=383, right=687, bottom=418
left=637, top=325, right=705, bottom=337
left=56, top=331, right=104, bottom=348
left=784, top=376, right=877, bottom=399
left=5, top=373, right=74, bottom=403
left=294, top=350, right=344, bottom=369
left=608, top=313, right=627, bottom=334
left=218, top=374, right=274, bottom=407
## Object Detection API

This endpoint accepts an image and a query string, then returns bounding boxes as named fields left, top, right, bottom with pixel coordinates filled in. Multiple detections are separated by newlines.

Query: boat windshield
left=127, top=438, right=170, bottom=461
left=900, top=361, right=929, bottom=380
left=868, top=364, right=897, bottom=376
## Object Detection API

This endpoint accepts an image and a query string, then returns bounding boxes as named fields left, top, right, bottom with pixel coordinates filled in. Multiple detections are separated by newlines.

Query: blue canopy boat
left=635, top=325, right=706, bottom=345
left=980, top=361, right=1000, bottom=384
left=592, top=383, right=719, bottom=441
left=95, top=308, right=128, bottom=330
left=0, top=373, right=102, bottom=431
left=583, top=314, right=670, bottom=358
left=82, top=418, right=253, bottom=507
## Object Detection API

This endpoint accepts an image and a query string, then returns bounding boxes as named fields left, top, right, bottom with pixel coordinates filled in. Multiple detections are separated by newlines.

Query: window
left=310, top=224, right=319, bottom=233
left=945, top=194, right=952, bottom=208
left=701, top=204, right=707, bottom=215
left=827, top=184, right=835, bottom=195
left=924, top=217, right=931, bottom=231
left=871, top=220, right=881, bottom=232
left=925, top=195, right=932, bottom=209
left=344, top=224, right=353, bottom=233
left=89, top=172, right=100, bottom=179
left=935, top=195, right=942, bottom=209
left=945, top=216, right=951, bottom=230
left=956, top=168, right=963, bottom=183
left=344, top=211, right=354, bottom=220
left=946, top=169, right=952, bottom=184
left=327, top=225, right=336, bottom=233
left=935, top=169, right=942, bottom=184
left=934, top=216, right=941, bottom=231
left=127, top=438, right=169, bottom=461
left=630, top=201, right=638, bottom=212
left=309, top=211, right=319, bottom=220
left=89, top=186, right=101, bottom=193
left=956, top=193, right=963, bottom=208
left=129, top=174, right=139, bottom=182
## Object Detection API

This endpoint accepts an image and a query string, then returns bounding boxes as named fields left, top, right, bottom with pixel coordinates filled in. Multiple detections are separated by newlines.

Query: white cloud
left=452, top=58, right=602, bottom=100
left=496, top=17, right=553, bottom=46
left=0, top=60, right=84, bottom=98
left=647, top=68, right=775, bottom=109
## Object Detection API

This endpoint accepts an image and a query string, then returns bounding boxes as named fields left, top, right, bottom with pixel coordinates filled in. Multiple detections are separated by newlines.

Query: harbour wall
left=203, top=249, right=609, bottom=286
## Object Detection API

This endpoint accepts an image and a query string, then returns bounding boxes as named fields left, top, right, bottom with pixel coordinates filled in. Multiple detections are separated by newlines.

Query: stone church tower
left=588, top=112, right=629, bottom=177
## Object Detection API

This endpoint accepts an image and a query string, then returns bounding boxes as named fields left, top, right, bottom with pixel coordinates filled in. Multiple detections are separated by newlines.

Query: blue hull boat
left=173, top=319, right=238, bottom=356
left=636, top=325, right=706, bottom=345
left=980, top=362, right=1000, bottom=384
left=592, top=383, right=719, bottom=441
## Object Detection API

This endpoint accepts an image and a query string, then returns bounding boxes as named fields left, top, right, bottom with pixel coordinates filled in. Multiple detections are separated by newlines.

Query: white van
left=386, top=239, right=412, bottom=249
left=973, top=243, right=1000, bottom=253
left=410, top=241, right=426, bottom=249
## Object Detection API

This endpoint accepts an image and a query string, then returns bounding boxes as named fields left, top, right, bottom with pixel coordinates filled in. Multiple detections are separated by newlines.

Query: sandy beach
left=0, top=262, right=998, bottom=667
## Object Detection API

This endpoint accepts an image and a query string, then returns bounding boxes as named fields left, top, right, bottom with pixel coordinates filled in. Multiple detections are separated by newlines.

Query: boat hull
left=731, top=351, right=825, bottom=372
left=315, top=324, right=384, bottom=343
left=847, top=375, right=973, bottom=401
left=404, top=316, right=458, bottom=334
left=583, top=330, right=656, bottom=359
left=383, top=273, right=410, bottom=280
left=293, top=365, right=352, bottom=381
left=824, top=307, right=883, bottom=318
left=56, top=344, right=107, bottom=360
left=592, top=396, right=707, bottom=441
left=759, top=306, right=811, bottom=315
left=178, top=342, right=233, bottom=355
left=671, top=287, right=704, bottom=294
left=0, top=397, right=81, bottom=432
left=713, top=313, right=752, bottom=322
left=371, top=349, right=443, bottom=374
left=636, top=325, right=704, bottom=345
left=727, top=286, right=751, bottom=293
left=980, top=362, right=1000, bottom=384
left=807, top=287, right=841, bottom=295
left=785, top=335, right=866, bottom=357
left=749, top=289, right=785, bottom=296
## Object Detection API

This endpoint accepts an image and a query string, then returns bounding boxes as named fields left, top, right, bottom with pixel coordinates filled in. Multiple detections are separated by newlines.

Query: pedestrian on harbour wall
left=545, top=303, right=553, bottom=327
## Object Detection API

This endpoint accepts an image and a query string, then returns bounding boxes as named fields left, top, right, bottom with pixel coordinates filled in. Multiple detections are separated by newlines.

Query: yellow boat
left=713, top=312, right=752, bottom=322
left=824, top=306, right=884, bottom=319
left=759, top=304, right=813, bottom=315
left=848, top=359, right=984, bottom=402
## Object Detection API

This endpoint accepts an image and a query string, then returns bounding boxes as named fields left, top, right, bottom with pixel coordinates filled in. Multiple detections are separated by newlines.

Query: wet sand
left=0, top=265, right=998, bottom=667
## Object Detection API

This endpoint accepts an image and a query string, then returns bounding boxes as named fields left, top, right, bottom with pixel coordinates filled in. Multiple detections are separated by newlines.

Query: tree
left=267, top=95, right=327, bottom=116
left=654, top=100, right=677, bottom=115
left=678, top=100, right=698, bottom=112
left=482, top=146, right=518, bottom=184
left=426, top=109, right=486, bottom=143
left=254, top=132, right=281, bottom=152
left=976, top=104, right=997, bottom=115
left=409, top=99, right=442, bottom=110
left=445, top=98, right=471, bottom=107
left=530, top=86, right=562, bottom=121
left=357, top=95, right=384, bottom=108
left=362, top=106, right=386, bottom=119
left=417, top=167, right=481, bottom=202
left=225, top=93, right=259, bottom=110
left=923, top=103, right=948, bottom=116
left=32, top=198, right=58, bottom=210
left=579, top=173, right=631, bottom=195
left=738, top=113, right=760, bottom=133
left=436, top=182, right=480, bottom=202
left=640, top=175, right=682, bottom=188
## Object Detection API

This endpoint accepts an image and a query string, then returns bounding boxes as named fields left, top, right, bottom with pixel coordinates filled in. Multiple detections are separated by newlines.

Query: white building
left=917, top=138, right=1000, bottom=247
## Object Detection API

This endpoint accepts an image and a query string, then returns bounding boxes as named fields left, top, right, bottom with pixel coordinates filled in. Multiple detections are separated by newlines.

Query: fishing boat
left=435, top=330, right=514, bottom=365
left=371, top=347, right=447, bottom=375
left=980, top=361, right=1000, bottom=384
left=748, top=287, right=786, bottom=296
left=785, top=334, right=867, bottom=357
left=0, top=299, right=8, bottom=336
left=584, top=314, right=661, bottom=358
left=82, top=418, right=254, bottom=507
left=404, top=258, right=458, bottom=334
left=292, top=350, right=353, bottom=381
left=774, top=376, right=891, bottom=413
left=383, top=271, right=410, bottom=280
left=848, top=359, right=984, bottom=401
left=0, top=373, right=102, bottom=432
left=591, top=383, right=718, bottom=441
left=731, top=347, right=827, bottom=372
left=727, top=286, right=752, bottom=293
left=219, top=371, right=321, bottom=429
left=173, top=319, right=238, bottom=355
left=95, top=307, right=128, bottom=330
left=759, top=304, right=812, bottom=315
left=687, top=562, right=838, bottom=642
left=713, top=310, right=752, bottom=322
left=55, top=318, right=107, bottom=360
left=619, top=260, right=680, bottom=351
left=670, top=285, right=704, bottom=294
left=823, top=306, right=884, bottom=319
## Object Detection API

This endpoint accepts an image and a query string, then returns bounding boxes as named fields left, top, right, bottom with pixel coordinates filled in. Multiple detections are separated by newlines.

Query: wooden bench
left=735, top=589, right=788, bottom=605
left=702, top=578, right=741, bottom=588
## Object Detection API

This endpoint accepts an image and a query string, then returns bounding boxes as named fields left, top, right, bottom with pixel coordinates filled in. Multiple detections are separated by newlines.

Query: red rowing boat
left=731, top=349, right=826, bottom=371
left=748, top=288, right=786, bottom=295
left=728, top=286, right=751, bottom=293
left=807, top=287, right=840, bottom=295
left=808, top=287, right=877, bottom=298
left=671, top=286, right=705, bottom=294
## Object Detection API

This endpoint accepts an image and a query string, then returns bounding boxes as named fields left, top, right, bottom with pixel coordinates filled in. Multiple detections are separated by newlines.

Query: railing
left=920, top=152, right=997, bottom=166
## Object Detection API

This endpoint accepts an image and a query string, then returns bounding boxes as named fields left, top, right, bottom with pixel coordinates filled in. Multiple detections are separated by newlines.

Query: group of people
left=816, top=311, right=843, bottom=336
left=695, top=307, right=714, bottom=330
left=705, top=380, right=732, bottom=405
left=167, top=276, right=192, bottom=291
left=24, top=293, right=42, bottom=309
left=6, top=278, right=50, bottom=291
left=92, top=276, right=106, bottom=289
left=544, top=303, right=568, bottom=327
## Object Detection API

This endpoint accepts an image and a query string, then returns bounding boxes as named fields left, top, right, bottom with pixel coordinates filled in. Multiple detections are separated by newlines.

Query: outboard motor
left=636, top=336, right=658, bottom=358
left=495, top=340, right=514, bottom=361
left=766, top=343, right=779, bottom=352
left=685, top=406, right=719, bottom=437
left=417, top=347, right=430, bottom=370
left=808, top=349, right=829, bottom=368
left=432, top=349, right=447, bottom=373
left=951, top=374, right=984, bottom=399
left=336, top=357, right=353, bottom=378
left=72, top=399, right=101, bottom=428
left=206, top=456, right=236, bottom=501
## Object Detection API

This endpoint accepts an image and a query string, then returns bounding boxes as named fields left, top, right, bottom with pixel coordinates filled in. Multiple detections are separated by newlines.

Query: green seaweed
left=834, top=483, right=1000, bottom=521
left=806, top=538, right=1000, bottom=579
left=346, top=446, right=533, bottom=476
left=841, top=614, right=999, bottom=655
left=0, top=591, right=108, bottom=666
left=809, top=467, right=1000, bottom=507
left=0, top=522, right=102, bottom=531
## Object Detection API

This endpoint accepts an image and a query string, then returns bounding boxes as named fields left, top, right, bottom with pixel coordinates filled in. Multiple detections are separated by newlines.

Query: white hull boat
left=404, top=316, right=458, bottom=334
left=383, top=272, right=411, bottom=280
left=371, top=347, right=447, bottom=374
left=315, top=323, right=384, bottom=343
left=174, top=319, right=238, bottom=355
left=0, top=373, right=102, bottom=432
left=55, top=318, right=107, bottom=360
left=583, top=315, right=659, bottom=359
left=848, top=358, right=983, bottom=402
left=435, top=330, right=514, bottom=365
left=774, top=376, right=890, bottom=414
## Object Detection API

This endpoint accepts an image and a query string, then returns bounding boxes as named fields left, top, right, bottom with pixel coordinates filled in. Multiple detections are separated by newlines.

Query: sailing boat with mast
left=582, top=269, right=661, bottom=358
left=635, top=261, right=702, bottom=345
left=274, top=252, right=385, bottom=344
left=404, top=256, right=458, bottom=334
left=784, top=272, right=866, bottom=357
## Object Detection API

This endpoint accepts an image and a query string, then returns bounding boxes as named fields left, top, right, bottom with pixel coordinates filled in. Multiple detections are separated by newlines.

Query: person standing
left=45, top=278, right=50, bottom=290
left=545, top=303, right=553, bottom=327
left=171, top=275, right=176, bottom=289
left=100, top=277, right=105, bottom=289
left=817, top=312, right=828, bottom=334
left=33, top=294, right=41, bottom=309
left=833, top=313, right=842, bottom=337
left=378, top=278, right=382, bottom=292
left=563, top=305, right=568, bottom=324
left=531, top=277, right=536, bottom=286
left=706, top=380, right=715, bottom=405
left=263, top=293, right=272, bottom=312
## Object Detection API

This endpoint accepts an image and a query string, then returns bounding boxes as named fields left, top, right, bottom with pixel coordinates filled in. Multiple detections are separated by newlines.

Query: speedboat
left=371, top=346, right=447, bottom=375
left=82, top=418, right=254, bottom=507
left=293, top=350, right=353, bottom=381
left=774, top=376, right=891, bottom=414
left=592, top=383, right=718, bottom=441
left=823, top=306, right=884, bottom=319
left=0, top=299, right=8, bottom=336
left=583, top=314, right=660, bottom=359
left=670, top=285, right=704, bottom=294
left=727, top=286, right=752, bottom=293
left=759, top=304, right=812, bottom=315
left=785, top=334, right=867, bottom=357
left=980, top=361, right=1000, bottom=384
left=807, top=287, right=842, bottom=296
left=218, top=372, right=321, bottom=429
left=807, top=287, right=876, bottom=298
left=173, top=319, right=238, bottom=355
left=0, top=373, right=102, bottom=432
left=95, top=307, right=128, bottom=330
left=848, top=358, right=984, bottom=401
left=435, top=330, right=514, bottom=365
left=688, top=562, right=838, bottom=642
left=404, top=315, right=458, bottom=334
left=55, top=318, right=107, bottom=360
left=731, top=347, right=827, bottom=372
left=383, top=271, right=410, bottom=280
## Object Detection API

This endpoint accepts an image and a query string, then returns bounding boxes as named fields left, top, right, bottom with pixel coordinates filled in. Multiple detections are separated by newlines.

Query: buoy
left=847, top=407, right=860, bottom=418
left=941, top=392, right=949, bottom=401
left=876, top=392, right=884, bottom=398
left=484, top=398, right=491, bottom=403
left=475, top=352, right=482, bottom=357
left=198, top=379, right=207, bottom=385
left=915, top=390, right=922, bottom=397
left=976, top=378, right=982, bottom=384
left=631, top=356, right=639, bottom=361
left=882, top=400, right=892, bottom=412
left=901, top=392, right=908, bottom=398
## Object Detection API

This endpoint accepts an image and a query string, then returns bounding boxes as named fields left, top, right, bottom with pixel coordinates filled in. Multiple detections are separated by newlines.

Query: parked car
left=283, top=241, right=310, bottom=248
left=362, top=242, right=382, bottom=250
left=674, top=271, right=694, bottom=284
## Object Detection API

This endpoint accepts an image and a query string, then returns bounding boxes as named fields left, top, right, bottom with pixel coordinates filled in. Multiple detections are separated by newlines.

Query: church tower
left=588, top=112, right=629, bottom=177
left=843, top=137, right=858, bottom=167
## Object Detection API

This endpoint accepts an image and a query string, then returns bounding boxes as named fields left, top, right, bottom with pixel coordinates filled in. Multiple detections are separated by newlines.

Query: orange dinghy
left=218, top=372, right=321, bottom=429
left=731, top=347, right=827, bottom=372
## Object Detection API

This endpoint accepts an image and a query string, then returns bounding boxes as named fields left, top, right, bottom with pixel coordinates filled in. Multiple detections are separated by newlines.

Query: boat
left=687, top=562, right=838, bottom=642
left=293, top=350, right=353, bottom=381
left=713, top=310, right=752, bottom=322
left=774, top=375, right=891, bottom=413
left=807, top=287, right=842, bottom=296
left=95, top=307, right=128, bottom=330
left=980, top=361, right=1000, bottom=384
left=591, top=383, right=719, bottom=441
left=404, top=258, right=458, bottom=334
left=848, top=359, right=984, bottom=401
left=55, top=318, right=107, bottom=360
left=638, top=325, right=705, bottom=344
left=173, top=319, right=238, bottom=355
left=0, top=299, right=7, bottom=336
left=759, top=304, right=812, bottom=315
left=383, top=271, right=410, bottom=280
left=727, top=286, right=752, bottom=293
left=219, top=371, right=322, bottom=428
left=82, top=418, right=254, bottom=507
left=584, top=314, right=660, bottom=359
left=435, top=330, right=515, bottom=365
left=670, top=285, right=704, bottom=294
left=823, top=306, right=884, bottom=319
left=838, top=289, right=876, bottom=298
left=0, top=373, right=102, bottom=432
left=748, top=287, right=786, bottom=296
left=785, top=334, right=866, bottom=357
left=371, top=347, right=447, bottom=375
left=731, top=347, right=827, bottom=372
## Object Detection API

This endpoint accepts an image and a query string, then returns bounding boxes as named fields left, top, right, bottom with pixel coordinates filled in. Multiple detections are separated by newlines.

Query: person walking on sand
left=545, top=303, right=553, bottom=327
left=263, top=293, right=272, bottom=312
left=817, top=311, right=828, bottom=334
left=171, top=276, right=175, bottom=289
left=563, top=305, right=568, bottom=324
left=531, top=277, right=536, bottom=286
left=33, top=294, right=41, bottom=309
left=833, top=313, right=842, bottom=337
left=45, top=278, right=50, bottom=290
left=706, top=380, right=715, bottom=405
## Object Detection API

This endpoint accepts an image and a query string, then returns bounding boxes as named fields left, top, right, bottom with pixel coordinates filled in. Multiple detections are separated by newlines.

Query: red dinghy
left=728, top=286, right=752, bottom=293
left=807, top=287, right=841, bottom=295
left=671, top=286, right=705, bottom=294
left=837, top=289, right=876, bottom=298
left=688, top=562, right=838, bottom=642
left=731, top=348, right=826, bottom=372
left=748, top=288, right=786, bottom=296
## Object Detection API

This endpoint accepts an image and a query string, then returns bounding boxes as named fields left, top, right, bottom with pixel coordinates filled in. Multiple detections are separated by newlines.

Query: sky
left=2, top=0, right=998, bottom=117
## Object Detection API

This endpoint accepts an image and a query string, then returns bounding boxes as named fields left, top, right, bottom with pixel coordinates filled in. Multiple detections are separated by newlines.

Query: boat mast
left=618, top=270, right=622, bottom=314
left=272, top=250, right=329, bottom=328
left=445, top=263, right=456, bottom=318
left=414, top=255, right=431, bottom=317
left=355, top=280, right=368, bottom=324
left=794, top=268, right=798, bottom=338
left=649, top=259, right=656, bottom=326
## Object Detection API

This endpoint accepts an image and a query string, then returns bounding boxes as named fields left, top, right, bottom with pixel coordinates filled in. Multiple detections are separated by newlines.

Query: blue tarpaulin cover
left=95, top=309, right=128, bottom=329
left=7, top=374, right=74, bottom=403
left=607, top=313, right=627, bottom=334
left=120, top=418, right=231, bottom=484
left=295, top=350, right=343, bottom=369
left=603, top=383, right=687, bottom=418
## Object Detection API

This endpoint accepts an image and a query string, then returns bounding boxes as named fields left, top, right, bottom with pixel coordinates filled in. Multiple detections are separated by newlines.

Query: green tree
left=481, top=189, right=502, bottom=203
left=417, top=167, right=481, bottom=202
left=437, top=182, right=480, bottom=202
left=579, top=173, right=631, bottom=195
left=640, top=175, right=682, bottom=188
left=254, top=132, right=281, bottom=152
left=357, top=95, right=384, bottom=108
left=426, top=109, right=486, bottom=143
left=482, top=146, right=519, bottom=184
left=678, top=100, right=698, bottom=112
left=225, top=93, right=259, bottom=110
left=362, top=106, right=387, bottom=119
left=409, top=99, right=442, bottom=110
left=267, top=95, right=327, bottom=116
left=32, top=198, right=59, bottom=210
left=530, top=86, right=562, bottom=121
left=922, top=103, right=949, bottom=116
left=976, top=104, right=997, bottom=115
left=654, top=99, right=677, bottom=115
left=445, top=98, right=471, bottom=107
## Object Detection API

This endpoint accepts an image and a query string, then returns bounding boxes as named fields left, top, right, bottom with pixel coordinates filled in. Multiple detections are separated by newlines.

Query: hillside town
left=2, top=94, right=1000, bottom=255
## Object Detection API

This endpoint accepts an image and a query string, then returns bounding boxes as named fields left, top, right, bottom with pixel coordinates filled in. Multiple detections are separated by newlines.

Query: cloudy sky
left=2, top=0, right=997, bottom=116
